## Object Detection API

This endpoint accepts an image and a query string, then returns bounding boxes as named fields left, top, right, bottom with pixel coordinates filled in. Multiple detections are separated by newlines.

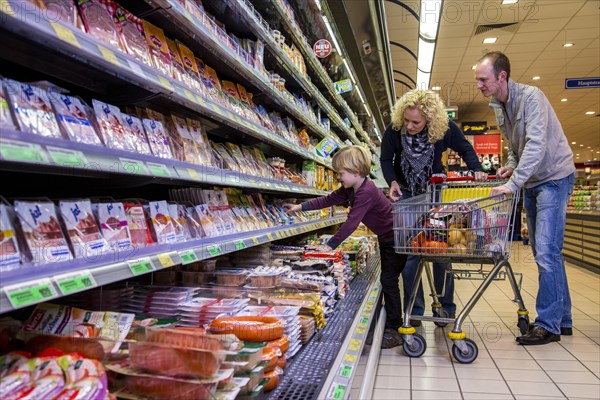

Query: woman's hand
left=389, top=181, right=402, bottom=201
left=283, top=203, right=302, bottom=215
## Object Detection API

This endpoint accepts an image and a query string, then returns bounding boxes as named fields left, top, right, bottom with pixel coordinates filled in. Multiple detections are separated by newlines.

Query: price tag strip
left=128, top=258, right=155, bottom=276
left=54, top=270, right=97, bottom=296
left=4, top=278, right=58, bottom=309
left=146, top=162, right=172, bottom=178
left=0, top=138, right=47, bottom=163
left=179, top=249, right=198, bottom=264
left=47, top=146, right=88, bottom=167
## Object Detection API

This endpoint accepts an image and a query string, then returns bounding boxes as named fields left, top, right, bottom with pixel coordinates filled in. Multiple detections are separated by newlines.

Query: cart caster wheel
left=433, top=309, right=449, bottom=327
left=452, top=339, right=478, bottom=364
left=517, top=316, right=530, bottom=335
left=402, top=333, right=427, bottom=358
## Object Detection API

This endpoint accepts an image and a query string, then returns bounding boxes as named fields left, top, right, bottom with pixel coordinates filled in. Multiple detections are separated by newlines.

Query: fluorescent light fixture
left=561, top=98, right=568, bottom=102
left=314, top=0, right=321, bottom=11
left=483, top=37, right=497, bottom=44
left=585, top=111, right=596, bottom=115
left=502, top=0, right=518, bottom=4
left=342, top=58, right=356, bottom=84
left=472, top=65, right=477, bottom=70
left=580, top=144, right=584, bottom=147
left=322, top=16, right=342, bottom=55
left=588, top=146, right=591, bottom=148
left=357, top=89, right=365, bottom=104
left=417, top=38, right=435, bottom=72
left=419, top=0, right=442, bottom=40
left=431, top=86, right=441, bottom=90
left=576, top=154, right=580, bottom=156
left=417, top=70, right=431, bottom=90
left=572, top=141, right=576, bottom=144
left=563, top=43, right=574, bottom=47
left=532, top=76, right=541, bottom=80
left=504, top=147, right=508, bottom=149
left=364, top=103, right=371, bottom=117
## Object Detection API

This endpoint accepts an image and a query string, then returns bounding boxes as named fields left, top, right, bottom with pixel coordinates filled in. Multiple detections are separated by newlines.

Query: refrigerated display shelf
left=0, top=216, right=346, bottom=313
left=266, top=250, right=381, bottom=400
left=225, top=0, right=361, bottom=146
left=0, top=1, right=333, bottom=170
left=0, top=129, right=329, bottom=196
left=142, top=0, right=344, bottom=148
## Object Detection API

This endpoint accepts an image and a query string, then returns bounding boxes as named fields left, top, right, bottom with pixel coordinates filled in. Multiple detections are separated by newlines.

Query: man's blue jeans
left=524, top=173, right=575, bottom=334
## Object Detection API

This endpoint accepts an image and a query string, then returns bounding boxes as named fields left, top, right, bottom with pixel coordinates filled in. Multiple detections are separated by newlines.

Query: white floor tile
left=410, top=356, right=455, bottom=368
left=371, top=388, right=411, bottom=399
left=513, top=396, right=565, bottom=400
left=462, top=394, right=513, bottom=400
left=378, top=355, right=410, bottom=366
left=373, top=375, right=410, bottom=390
left=507, top=381, right=564, bottom=397
left=411, top=390, right=462, bottom=399
left=375, top=364, right=410, bottom=377
left=526, top=348, right=577, bottom=361
left=453, top=357, right=498, bottom=369
left=501, top=368, right=552, bottom=382
left=581, top=360, right=600, bottom=375
left=489, top=349, right=533, bottom=359
left=455, top=367, right=503, bottom=380
left=556, top=383, right=600, bottom=398
left=536, top=360, right=590, bottom=372
left=459, top=378, right=511, bottom=394
left=411, top=366, right=456, bottom=378
left=495, top=358, right=541, bottom=370
left=410, top=377, right=459, bottom=392
left=546, top=370, right=600, bottom=384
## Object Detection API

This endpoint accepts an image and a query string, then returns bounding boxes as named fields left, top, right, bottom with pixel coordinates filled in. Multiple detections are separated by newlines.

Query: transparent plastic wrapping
left=59, top=199, right=109, bottom=258
left=0, top=198, right=22, bottom=271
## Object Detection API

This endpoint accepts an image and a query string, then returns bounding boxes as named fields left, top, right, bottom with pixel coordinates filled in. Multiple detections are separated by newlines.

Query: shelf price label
left=157, top=253, right=175, bottom=268
left=0, top=138, right=47, bottom=163
left=47, top=147, right=88, bottom=167
left=179, top=250, right=198, bottom=264
left=251, top=237, right=260, bottom=245
left=187, top=168, right=200, bottom=181
left=128, top=258, right=155, bottom=276
left=50, top=22, right=80, bottom=48
left=267, top=233, right=274, bottom=241
left=328, top=383, right=347, bottom=400
left=4, top=279, right=57, bottom=309
left=339, top=364, right=353, bottom=378
left=146, top=162, right=172, bottom=178
left=348, top=338, right=361, bottom=352
left=158, top=76, right=174, bottom=91
left=98, top=45, right=120, bottom=66
left=207, top=244, right=222, bottom=257
left=54, top=270, right=96, bottom=295
left=235, top=241, right=246, bottom=250
left=119, top=158, right=148, bottom=175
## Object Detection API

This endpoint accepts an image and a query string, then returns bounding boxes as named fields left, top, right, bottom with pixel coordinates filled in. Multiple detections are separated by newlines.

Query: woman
left=380, top=89, right=485, bottom=327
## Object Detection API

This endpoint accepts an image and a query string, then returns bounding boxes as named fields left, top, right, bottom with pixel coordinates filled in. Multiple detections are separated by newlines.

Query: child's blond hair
left=332, top=146, right=371, bottom=177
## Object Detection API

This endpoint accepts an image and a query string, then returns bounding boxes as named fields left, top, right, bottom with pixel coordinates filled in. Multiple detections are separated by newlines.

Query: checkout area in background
left=446, top=121, right=502, bottom=176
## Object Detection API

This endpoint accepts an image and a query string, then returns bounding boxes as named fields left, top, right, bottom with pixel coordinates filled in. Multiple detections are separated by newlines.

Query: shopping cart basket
left=392, top=177, right=529, bottom=363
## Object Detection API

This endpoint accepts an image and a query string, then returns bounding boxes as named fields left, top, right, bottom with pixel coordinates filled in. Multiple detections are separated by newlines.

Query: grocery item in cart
left=78, top=0, right=123, bottom=51
left=142, top=20, right=173, bottom=78
left=0, top=79, right=16, bottom=130
left=49, top=93, right=102, bottom=145
left=0, top=203, right=21, bottom=270
left=4, top=79, right=61, bottom=138
left=142, top=118, right=173, bottom=159
left=59, top=200, right=109, bottom=258
left=115, top=5, right=151, bottom=66
left=122, top=113, right=152, bottom=155
left=124, top=202, right=153, bottom=247
left=148, top=200, right=176, bottom=244
left=14, top=200, right=73, bottom=264
left=93, top=202, right=133, bottom=251
left=92, top=100, right=135, bottom=152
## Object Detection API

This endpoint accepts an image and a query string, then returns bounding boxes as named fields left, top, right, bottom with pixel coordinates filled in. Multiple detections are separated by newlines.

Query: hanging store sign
left=334, top=79, right=353, bottom=94
left=473, top=134, right=501, bottom=154
left=462, top=121, right=488, bottom=134
left=313, top=39, right=332, bottom=58
left=565, top=77, right=600, bottom=89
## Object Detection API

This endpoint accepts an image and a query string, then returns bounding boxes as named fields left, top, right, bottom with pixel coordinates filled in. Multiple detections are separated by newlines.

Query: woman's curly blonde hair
left=390, top=89, right=449, bottom=143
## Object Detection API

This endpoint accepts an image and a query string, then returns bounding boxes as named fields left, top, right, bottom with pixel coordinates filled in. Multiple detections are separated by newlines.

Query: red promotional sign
left=313, top=39, right=332, bottom=58
left=473, top=134, right=501, bottom=154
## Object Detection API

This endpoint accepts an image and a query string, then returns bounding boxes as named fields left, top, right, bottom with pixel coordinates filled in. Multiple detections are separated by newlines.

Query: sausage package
left=14, top=200, right=73, bottom=264
left=93, top=202, right=133, bottom=251
left=59, top=200, right=109, bottom=259
left=92, top=99, right=135, bottom=152
left=49, top=93, right=102, bottom=145
left=0, top=203, right=21, bottom=270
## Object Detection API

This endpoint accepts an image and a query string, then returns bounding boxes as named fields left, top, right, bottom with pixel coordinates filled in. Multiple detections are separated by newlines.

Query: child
left=284, top=146, right=407, bottom=348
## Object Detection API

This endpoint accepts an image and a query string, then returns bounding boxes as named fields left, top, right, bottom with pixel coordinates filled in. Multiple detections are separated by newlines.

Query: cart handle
left=429, top=175, right=497, bottom=184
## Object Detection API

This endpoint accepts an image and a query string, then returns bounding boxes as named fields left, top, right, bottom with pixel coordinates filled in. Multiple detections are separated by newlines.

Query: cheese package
left=49, top=93, right=102, bottom=145
left=0, top=203, right=21, bottom=270
left=142, top=20, right=172, bottom=78
left=59, top=200, right=108, bottom=259
left=124, top=203, right=153, bottom=247
left=148, top=200, right=176, bottom=244
left=92, top=99, right=135, bottom=152
left=93, top=202, right=133, bottom=251
left=78, top=0, right=123, bottom=52
left=122, top=113, right=152, bottom=155
left=114, top=5, right=151, bottom=66
left=14, top=200, right=73, bottom=264
left=4, top=79, right=61, bottom=138
left=0, top=80, right=16, bottom=130
left=142, top=118, right=173, bottom=159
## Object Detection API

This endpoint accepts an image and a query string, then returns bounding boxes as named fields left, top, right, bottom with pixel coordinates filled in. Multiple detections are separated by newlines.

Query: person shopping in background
left=380, top=89, right=485, bottom=327
left=476, top=51, right=575, bottom=345
left=284, top=146, right=407, bottom=348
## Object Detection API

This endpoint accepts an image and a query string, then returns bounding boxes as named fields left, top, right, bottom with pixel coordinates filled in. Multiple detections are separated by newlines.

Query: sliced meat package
left=123, top=203, right=153, bottom=247
left=114, top=4, right=151, bottom=66
left=122, top=113, right=152, bottom=155
left=93, top=202, right=133, bottom=251
left=49, top=93, right=102, bottom=145
left=142, top=20, right=172, bottom=78
left=59, top=200, right=109, bottom=258
left=147, top=200, right=176, bottom=244
left=0, top=79, right=16, bottom=130
left=78, top=0, right=123, bottom=51
left=92, top=100, right=135, bottom=152
left=4, top=79, right=61, bottom=138
left=40, top=0, right=79, bottom=26
left=0, top=203, right=21, bottom=270
left=142, top=118, right=173, bottom=159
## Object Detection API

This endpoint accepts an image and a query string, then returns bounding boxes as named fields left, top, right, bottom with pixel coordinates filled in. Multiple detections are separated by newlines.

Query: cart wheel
left=402, top=333, right=427, bottom=358
left=452, top=339, right=478, bottom=364
left=517, top=316, right=530, bottom=335
left=433, top=309, right=449, bottom=327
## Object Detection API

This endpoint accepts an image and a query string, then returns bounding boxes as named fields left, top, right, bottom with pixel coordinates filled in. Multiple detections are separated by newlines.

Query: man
left=475, top=51, right=576, bottom=345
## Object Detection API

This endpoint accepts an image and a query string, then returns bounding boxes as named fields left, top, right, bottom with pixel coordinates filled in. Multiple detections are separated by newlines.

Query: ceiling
left=383, top=0, right=600, bottom=163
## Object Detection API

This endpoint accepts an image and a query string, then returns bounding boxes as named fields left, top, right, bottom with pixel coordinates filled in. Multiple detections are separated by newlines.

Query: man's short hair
left=332, top=146, right=372, bottom=177
left=480, top=51, right=511, bottom=80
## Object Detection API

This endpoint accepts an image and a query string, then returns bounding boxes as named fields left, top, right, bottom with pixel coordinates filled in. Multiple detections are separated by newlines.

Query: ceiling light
left=431, top=86, right=441, bottom=90
left=322, top=16, right=342, bottom=55
left=504, top=147, right=508, bottom=149
left=502, top=0, right=518, bottom=4
left=483, top=37, right=497, bottom=44
left=585, top=111, right=596, bottom=115
left=342, top=58, right=356, bottom=84
left=417, top=70, right=431, bottom=90
left=417, top=38, right=436, bottom=73
left=472, top=65, right=477, bottom=70
left=561, top=98, right=568, bottom=102
left=571, top=141, right=576, bottom=144
left=313, top=0, right=322, bottom=11
left=532, top=76, right=541, bottom=80
left=419, top=0, right=442, bottom=40
left=563, top=43, right=574, bottom=47
left=576, top=154, right=580, bottom=156
left=588, top=146, right=591, bottom=148
left=364, top=103, right=371, bottom=117
left=580, top=144, right=584, bottom=147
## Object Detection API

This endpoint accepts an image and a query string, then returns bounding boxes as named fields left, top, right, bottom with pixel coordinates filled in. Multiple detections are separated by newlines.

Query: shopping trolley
left=392, top=176, right=529, bottom=363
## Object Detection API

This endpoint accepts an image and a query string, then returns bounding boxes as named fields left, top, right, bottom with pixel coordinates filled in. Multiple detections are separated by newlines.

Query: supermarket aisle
left=355, top=243, right=600, bottom=399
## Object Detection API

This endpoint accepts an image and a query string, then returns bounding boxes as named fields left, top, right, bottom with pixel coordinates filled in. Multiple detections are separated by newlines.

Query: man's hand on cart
left=389, top=181, right=402, bottom=201
left=283, top=203, right=302, bottom=215
left=306, top=244, right=333, bottom=252
left=474, top=171, right=488, bottom=181
left=491, top=184, right=513, bottom=196
left=497, top=166, right=514, bottom=179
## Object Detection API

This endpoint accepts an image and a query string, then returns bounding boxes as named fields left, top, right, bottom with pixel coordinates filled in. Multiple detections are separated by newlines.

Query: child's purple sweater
left=301, top=179, right=394, bottom=249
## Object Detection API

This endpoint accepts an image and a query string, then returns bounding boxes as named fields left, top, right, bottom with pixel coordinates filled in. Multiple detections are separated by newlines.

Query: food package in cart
left=124, top=202, right=154, bottom=247
left=142, top=118, right=173, bottom=159
left=48, top=93, right=103, bottom=145
left=142, top=20, right=173, bottom=78
left=14, top=200, right=73, bottom=264
left=122, top=113, right=152, bottom=155
left=0, top=79, right=16, bottom=130
left=92, top=99, right=136, bottom=152
left=113, top=3, right=151, bottom=66
left=93, top=202, right=133, bottom=251
left=147, top=200, right=176, bottom=244
left=19, top=303, right=135, bottom=353
left=0, top=201, right=22, bottom=271
left=4, top=79, right=61, bottom=138
left=59, top=200, right=109, bottom=258
left=78, top=0, right=124, bottom=52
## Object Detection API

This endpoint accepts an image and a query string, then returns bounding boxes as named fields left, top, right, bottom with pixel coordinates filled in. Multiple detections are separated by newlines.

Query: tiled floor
left=352, top=243, right=600, bottom=399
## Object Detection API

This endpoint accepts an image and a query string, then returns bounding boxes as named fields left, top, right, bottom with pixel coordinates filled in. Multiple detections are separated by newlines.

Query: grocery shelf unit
left=563, top=212, right=600, bottom=272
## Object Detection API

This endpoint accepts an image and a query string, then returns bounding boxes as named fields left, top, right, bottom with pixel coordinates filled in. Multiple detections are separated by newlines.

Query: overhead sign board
left=473, top=134, right=501, bottom=154
left=334, top=79, right=353, bottom=94
left=462, top=121, right=488, bottom=134
left=313, top=39, right=332, bottom=58
left=565, top=77, right=600, bottom=89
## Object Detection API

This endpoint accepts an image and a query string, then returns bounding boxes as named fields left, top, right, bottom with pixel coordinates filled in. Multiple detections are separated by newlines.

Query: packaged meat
left=52, top=354, right=108, bottom=400
left=0, top=203, right=22, bottom=270
left=142, top=118, right=173, bottom=159
left=59, top=200, right=109, bottom=258
left=93, top=202, right=133, bottom=251
left=78, top=0, right=123, bottom=52
left=142, top=20, right=172, bottom=78
left=4, top=357, right=65, bottom=399
left=170, top=115, right=200, bottom=163
left=195, top=204, right=219, bottom=238
left=176, top=42, right=203, bottom=93
left=39, top=0, right=79, bottom=26
left=49, top=93, right=102, bottom=145
left=123, top=203, right=153, bottom=247
left=166, top=38, right=187, bottom=84
left=14, top=200, right=72, bottom=264
left=25, top=334, right=107, bottom=361
left=92, top=100, right=135, bottom=152
left=168, top=203, right=188, bottom=242
left=114, top=5, right=151, bottom=66
left=0, top=79, right=16, bottom=130
left=117, top=371, right=218, bottom=400
left=122, top=114, right=152, bottom=155
left=208, top=316, right=284, bottom=342
left=4, top=79, right=61, bottom=138
left=147, top=200, right=176, bottom=244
